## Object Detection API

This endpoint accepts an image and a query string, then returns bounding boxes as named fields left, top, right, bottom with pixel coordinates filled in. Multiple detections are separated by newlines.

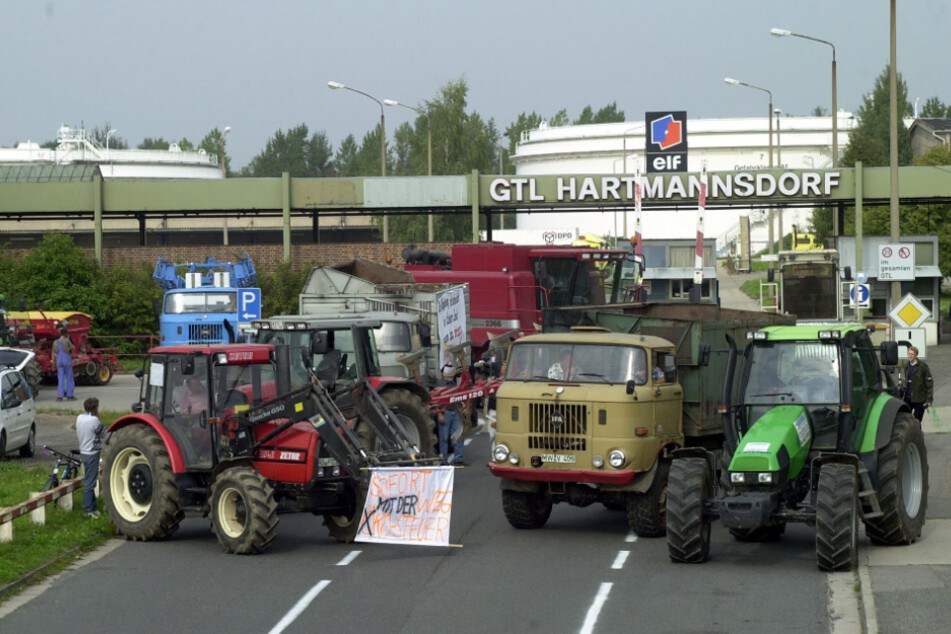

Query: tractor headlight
left=493, top=444, right=510, bottom=463
left=608, top=450, right=626, bottom=468
left=757, top=472, right=775, bottom=484
left=731, top=472, right=746, bottom=484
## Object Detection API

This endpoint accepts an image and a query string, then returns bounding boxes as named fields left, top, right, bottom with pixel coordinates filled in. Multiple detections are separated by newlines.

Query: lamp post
left=105, top=129, right=117, bottom=178
left=329, top=81, right=389, bottom=241
left=384, top=98, right=433, bottom=241
left=770, top=28, right=836, bottom=168
left=221, top=126, right=232, bottom=245
left=725, top=77, right=774, bottom=263
left=774, top=109, right=783, bottom=249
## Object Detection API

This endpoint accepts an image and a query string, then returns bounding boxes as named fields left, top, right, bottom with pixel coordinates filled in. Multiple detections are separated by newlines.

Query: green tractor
left=666, top=324, right=928, bottom=571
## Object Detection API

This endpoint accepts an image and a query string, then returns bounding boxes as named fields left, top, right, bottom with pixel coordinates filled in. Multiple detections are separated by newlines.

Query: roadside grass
left=0, top=409, right=125, bottom=594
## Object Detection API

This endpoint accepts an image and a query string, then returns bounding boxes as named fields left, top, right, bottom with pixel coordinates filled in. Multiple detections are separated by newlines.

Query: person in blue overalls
left=55, top=326, right=76, bottom=401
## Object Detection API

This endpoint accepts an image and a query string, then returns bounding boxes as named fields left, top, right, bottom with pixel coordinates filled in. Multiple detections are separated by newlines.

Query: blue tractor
left=154, top=254, right=258, bottom=345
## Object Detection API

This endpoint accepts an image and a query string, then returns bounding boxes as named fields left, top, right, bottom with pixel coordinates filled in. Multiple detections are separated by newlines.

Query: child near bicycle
left=76, top=397, right=106, bottom=518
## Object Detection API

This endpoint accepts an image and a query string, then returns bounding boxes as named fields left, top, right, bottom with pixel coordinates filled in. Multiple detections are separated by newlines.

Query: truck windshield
left=744, top=342, right=841, bottom=405
left=374, top=321, right=412, bottom=353
left=255, top=329, right=381, bottom=390
left=165, top=291, right=237, bottom=314
left=612, top=254, right=644, bottom=303
left=212, top=361, right=278, bottom=412
left=506, top=342, right=647, bottom=384
left=533, top=257, right=603, bottom=308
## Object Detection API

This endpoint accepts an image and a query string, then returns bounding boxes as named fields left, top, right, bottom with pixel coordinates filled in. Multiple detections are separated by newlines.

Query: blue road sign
left=850, top=283, right=870, bottom=307
left=239, top=288, right=262, bottom=321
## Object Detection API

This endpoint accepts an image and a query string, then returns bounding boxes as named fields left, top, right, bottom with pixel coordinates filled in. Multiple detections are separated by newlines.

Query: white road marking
left=624, top=531, right=638, bottom=543
left=268, top=579, right=332, bottom=634
left=611, top=550, right=630, bottom=570
left=336, top=550, right=361, bottom=566
left=579, top=582, right=613, bottom=634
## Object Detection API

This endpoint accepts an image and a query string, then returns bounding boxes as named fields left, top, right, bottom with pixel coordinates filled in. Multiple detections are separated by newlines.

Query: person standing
left=55, top=326, right=76, bottom=401
left=76, top=397, right=106, bottom=518
left=901, top=346, right=933, bottom=422
left=436, top=364, right=464, bottom=466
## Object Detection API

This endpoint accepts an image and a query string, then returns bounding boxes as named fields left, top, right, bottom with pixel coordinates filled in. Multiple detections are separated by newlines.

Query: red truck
left=402, top=243, right=644, bottom=357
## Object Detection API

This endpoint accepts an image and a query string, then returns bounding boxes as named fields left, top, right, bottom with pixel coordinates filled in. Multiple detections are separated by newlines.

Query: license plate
left=541, top=453, right=576, bottom=464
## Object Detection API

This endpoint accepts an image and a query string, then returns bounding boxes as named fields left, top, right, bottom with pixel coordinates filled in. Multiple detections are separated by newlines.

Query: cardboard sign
left=356, top=466, right=454, bottom=547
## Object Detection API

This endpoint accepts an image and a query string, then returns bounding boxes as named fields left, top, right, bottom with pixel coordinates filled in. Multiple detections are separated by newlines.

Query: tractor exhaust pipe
left=274, top=344, right=291, bottom=396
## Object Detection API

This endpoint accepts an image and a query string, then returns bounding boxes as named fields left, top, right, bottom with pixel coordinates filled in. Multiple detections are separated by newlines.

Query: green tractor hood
left=731, top=405, right=812, bottom=479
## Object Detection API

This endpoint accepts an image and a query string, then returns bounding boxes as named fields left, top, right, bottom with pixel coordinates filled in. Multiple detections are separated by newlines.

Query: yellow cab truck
left=488, top=302, right=792, bottom=537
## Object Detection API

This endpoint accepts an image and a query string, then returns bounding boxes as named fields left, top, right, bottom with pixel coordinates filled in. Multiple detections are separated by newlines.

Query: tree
left=919, top=96, right=950, bottom=118
left=814, top=65, right=914, bottom=245
left=908, top=145, right=951, bottom=275
left=138, top=138, right=170, bottom=150
left=200, top=127, right=231, bottom=175
left=89, top=124, right=128, bottom=150
left=812, top=106, right=829, bottom=117
left=574, top=102, right=625, bottom=125
left=246, top=124, right=334, bottom=178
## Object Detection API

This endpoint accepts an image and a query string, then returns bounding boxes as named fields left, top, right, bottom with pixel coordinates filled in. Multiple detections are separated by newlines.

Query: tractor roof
left=151, top=343, right=274, bottom=363
left=758, top=323, right=865, bottom=341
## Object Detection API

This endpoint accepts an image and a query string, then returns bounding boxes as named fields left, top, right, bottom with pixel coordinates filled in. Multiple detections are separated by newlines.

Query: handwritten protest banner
left=356, top=466, right=455, bottom=547
left=436, top=286, right=467, bottom=368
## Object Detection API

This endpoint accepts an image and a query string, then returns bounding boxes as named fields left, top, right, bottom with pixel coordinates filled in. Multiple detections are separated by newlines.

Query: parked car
left=0, top=366, right=37, bottom=458
left=0, top=347, right=42, bottom=396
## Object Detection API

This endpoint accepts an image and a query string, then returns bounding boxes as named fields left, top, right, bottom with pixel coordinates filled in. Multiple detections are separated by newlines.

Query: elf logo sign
left=646, top=111, right=688, bottom=174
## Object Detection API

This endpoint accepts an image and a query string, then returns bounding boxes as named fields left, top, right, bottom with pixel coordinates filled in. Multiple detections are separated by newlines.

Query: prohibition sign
left=881, top=246, right=893, bottom=258
left=899, top=246, right=911, bottom=258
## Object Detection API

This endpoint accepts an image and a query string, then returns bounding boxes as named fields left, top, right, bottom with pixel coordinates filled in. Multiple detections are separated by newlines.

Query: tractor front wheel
left=102, top=425, right=183, bottom=541
left=667, top=457, right=712, bottom=563
left=364, top=389, right=435, bottom=457
left=864, top=413, right=928, bottom=545
left=627, top=461, right=669, bottom=537
left=502, top=489, right=552, bottom=529
left=209, top=466, right=278, bottom=554
left=816, top=463, right=859, bottom=572
left=324, top=477, right=369, bottom=543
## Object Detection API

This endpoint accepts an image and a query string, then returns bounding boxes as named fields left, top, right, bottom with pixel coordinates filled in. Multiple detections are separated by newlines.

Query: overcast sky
left=2, top=1, right=947, bottom=170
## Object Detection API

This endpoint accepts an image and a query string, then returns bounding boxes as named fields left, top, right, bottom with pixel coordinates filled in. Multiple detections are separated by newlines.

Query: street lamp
left=774, top=109, right=783, bottom=249
left=329, top=80, right=389, bottom=241
left=725, top=77, right=775, bottom=263
left=770, top=28, right=837, bottom=168
left=105, top=129, right=117, bottom=156
left=384, top=98, right=433, bottom=241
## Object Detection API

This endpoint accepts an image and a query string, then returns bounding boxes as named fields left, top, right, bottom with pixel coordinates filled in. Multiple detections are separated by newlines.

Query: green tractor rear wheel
left=864, top=413, right=928, bottom=545
left=816, top=463, right=859, bottom=572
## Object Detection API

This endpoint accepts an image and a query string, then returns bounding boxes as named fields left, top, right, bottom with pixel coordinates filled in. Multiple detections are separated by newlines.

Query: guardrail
left=0, top=478, right=83, bottom=543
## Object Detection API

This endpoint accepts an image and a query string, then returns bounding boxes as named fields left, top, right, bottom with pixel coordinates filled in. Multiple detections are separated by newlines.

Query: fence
left=0, top=478, right=83, bottom=543
left=88, top=333, right=159, bottom=371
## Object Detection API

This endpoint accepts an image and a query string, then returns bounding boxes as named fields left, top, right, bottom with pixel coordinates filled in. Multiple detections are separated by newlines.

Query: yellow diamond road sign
left=889, top=293, right=931, bottom=328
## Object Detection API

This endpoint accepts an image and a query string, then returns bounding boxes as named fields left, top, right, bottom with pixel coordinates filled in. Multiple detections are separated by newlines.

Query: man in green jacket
left=901, top=346, right=933, bottom=422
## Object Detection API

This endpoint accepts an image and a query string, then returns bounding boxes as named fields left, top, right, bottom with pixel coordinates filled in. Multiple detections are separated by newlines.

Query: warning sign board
left=878, top=243, right=915, bottom=281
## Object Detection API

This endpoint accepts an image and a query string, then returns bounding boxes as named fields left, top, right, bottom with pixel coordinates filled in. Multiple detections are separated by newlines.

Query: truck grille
left=188, top=323, right=225, bottom=344
left=528, top=402, right=587, bottom=451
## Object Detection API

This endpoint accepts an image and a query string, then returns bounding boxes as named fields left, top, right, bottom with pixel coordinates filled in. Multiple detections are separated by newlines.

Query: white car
left=0, top=366, right=37, bottom=458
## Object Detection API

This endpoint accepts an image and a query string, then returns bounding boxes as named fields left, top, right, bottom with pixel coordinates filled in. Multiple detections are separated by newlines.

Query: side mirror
left=625, top=379, right=636, bottom=395
left=698, top=343, right=711, bottom=367
left=182, top=355, right=195, bottom=375
left=419, top=323, right=432, bottom=348
left=311, top=331, right=330, bottom=355
left=131, top=402, right=143, bottom=413
left=134, top=368, right=145, bottom=379
left=880, top=341, right=898, bottom=366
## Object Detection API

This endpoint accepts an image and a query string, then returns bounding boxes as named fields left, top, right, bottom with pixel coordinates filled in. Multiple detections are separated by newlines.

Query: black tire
left=667, top=458, right=712, bottom=563
left=102, top=425, right=183, bottom=541
left=0, top=431, right=6, bottom=459
left=18, top=424, right=36, bottom=458
left=366, top=389, right=435, bottom=458
left=816, top=463, right=859, bottom=572
left=323, top=477, right=369, bottom=543
left=95, top=361, right=114, bottom=386
left=864, top=413, right=928, bottom=545
left=627, top=460, right=670, bottom=538
left=209, top=466, right=278, bottom=554
left=23, top=358, right=42, bottom=396
left=502, top=489, right=553, bottom=529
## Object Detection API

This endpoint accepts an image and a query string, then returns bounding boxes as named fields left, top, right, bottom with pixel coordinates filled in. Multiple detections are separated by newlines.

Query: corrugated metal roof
left=0, top=163, right=99, bottom=183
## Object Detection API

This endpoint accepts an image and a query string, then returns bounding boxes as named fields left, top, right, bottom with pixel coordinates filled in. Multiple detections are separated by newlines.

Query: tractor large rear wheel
left=23, top=357, right=42, bottom=396
left=627, top=461, right=669, bottom=537
left=209, top=466, right=278, bottom=554
left=362, top=389, right=435, bottom=457
left=323, top=477, right=369, bottom=543
left=816, top=463, right=859, bottom=572
left=864, top=413, right=928, bottom=545
left=502, top=489, right=552, bottom=529
left=667, top=457, right=712, bottom=563
left=102, top=425, right=183, bottom=541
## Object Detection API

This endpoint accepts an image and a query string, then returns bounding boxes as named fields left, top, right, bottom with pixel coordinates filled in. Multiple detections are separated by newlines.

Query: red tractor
left=102, top=331, right=437, bottom=554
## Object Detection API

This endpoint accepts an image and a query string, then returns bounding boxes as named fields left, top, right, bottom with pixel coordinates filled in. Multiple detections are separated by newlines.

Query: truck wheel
left=864, top=413, right=928, bottom=545
left=376, top=389, right=436, bottom=457
left=23, top=357, right=42, bottom=396
left=502, top=489, right=552, bottom=529
left=94, top=361, right=114, bottom=386
left=627, top=461, right=669, bottom=537
left=667, top=458, right=712, bottom=563
left=209, top=466, right=278, bottom=554
left=323, top=477, right=369, bottom=543
left=102, top=425, right=183, bottom=541
left=816, top=463, right=859, bottom=572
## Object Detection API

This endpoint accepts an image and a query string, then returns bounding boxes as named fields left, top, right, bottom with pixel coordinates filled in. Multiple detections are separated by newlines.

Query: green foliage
left=9, top=233, right=100, bottom=312
left=812, top=105, right=829, bottom=117
left=258, top=262, right=315, bottom=317
left=574, top=102, right=625, bottom=125
left=138, top=137, right=170, bottom=150
left=90, top=261, right=163, bottom=354
left=247, top=124, right=334, bottom=178
left=841, top=65, right=913, bottom=169
left=89, top=124, right=127, bottom=150
left=919, top=96, right=951, bottom=118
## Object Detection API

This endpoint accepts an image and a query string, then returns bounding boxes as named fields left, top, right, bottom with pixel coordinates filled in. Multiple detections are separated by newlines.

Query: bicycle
left=39, top=445, right=83, bottom=492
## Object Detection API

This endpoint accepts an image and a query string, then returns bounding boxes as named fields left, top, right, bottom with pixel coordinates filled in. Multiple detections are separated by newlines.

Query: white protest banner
left=355, top=466, right=454, bottom=547
left=436, top=286, right=467, bottom=368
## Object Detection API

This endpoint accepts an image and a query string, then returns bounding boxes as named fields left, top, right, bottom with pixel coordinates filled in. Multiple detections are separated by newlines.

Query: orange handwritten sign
left=356, top=466, right=454, bottom=547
